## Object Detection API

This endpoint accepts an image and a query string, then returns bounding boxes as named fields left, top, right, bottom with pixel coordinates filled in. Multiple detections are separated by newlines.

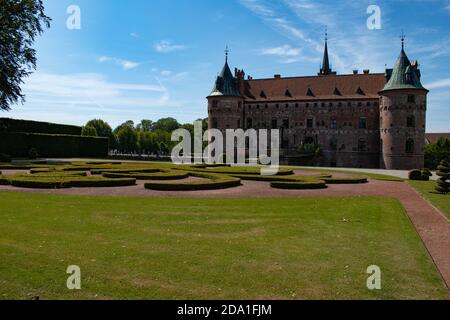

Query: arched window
left=212, top=100, right=218, bottom=108
left=358, top=138, right=367, bottom=152
left=406, top=139, right=414, bottom=154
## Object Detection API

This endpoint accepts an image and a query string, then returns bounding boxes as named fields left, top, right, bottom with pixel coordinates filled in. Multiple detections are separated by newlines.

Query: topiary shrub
left=102, top=171, right=189, bottom=181
left=144, top=172, right=241, bottom=191
left=409, top=169, right=429, bottom=181
left=422, top=168, right=432, bottom=177
left=271, top=181, right=327, bottom=190
left=320, top=177, right=368, bottom=184
left=435, top=160, right=450, bottom=194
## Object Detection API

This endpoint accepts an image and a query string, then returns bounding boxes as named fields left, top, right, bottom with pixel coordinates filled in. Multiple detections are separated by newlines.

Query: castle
left=207, top=36, right=428, bottom=170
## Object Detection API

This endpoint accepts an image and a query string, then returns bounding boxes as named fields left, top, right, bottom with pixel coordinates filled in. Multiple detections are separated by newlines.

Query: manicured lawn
left=409, top=180, right=450, bottom=219
left=0, top=192, right=448, bottom=300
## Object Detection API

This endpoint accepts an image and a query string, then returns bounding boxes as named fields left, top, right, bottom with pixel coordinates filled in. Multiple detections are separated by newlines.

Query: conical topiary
left=435, top=160, right=450, bottom=194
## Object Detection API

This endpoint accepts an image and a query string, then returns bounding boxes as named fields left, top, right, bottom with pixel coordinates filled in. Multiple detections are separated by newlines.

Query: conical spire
left=210, top=47, right=241, bottom=97
left=319, top=28, right=332, bottom=75
left=382, top=36, right=426, bottom=92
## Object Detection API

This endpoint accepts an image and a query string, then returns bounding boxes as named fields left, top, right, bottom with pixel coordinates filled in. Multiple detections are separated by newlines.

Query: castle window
left=212, top=100, right=218, bottom=108
left=247, top=118, right=253, bottom=128
left=329, top=103, right=333, bottom=107
left=237, top=119, right=241, bottom=128
left=407, top=116, right=415, bottom=128
left=276, top=104, right=279, bottom=108
left=358, top=139, right=367, bottom=152
left=283, top=119, right=289, bottom=129
left=265, top=104, right=268, bottom=109
left=256, top=104, right=260, bottom=109
left=359, top=117, right=367, bottom=129
left=238, top=102, right=242, bottom=108
left=212, top=118, right=218, bottom=128
left=331, top=119, right=337, bottom=129
left=407, top=95, right=416, bottom=103
left=295, top=103, right=299, bottom=108
left=406, top=139, right=414, bottom=154
left=348, top=102, right=352, bottom=107
left=285, top=104, right=289, bottom=108
left=358, top=102, right=362, bottom=107
left=367, top=102, right=371, bottom=106
left=321, top=103, right=325, bottom=107
left=356, top=87, right=365, bottom=95
left=306, top=103, right=309, bottom=107
left=338, top=102, right=342, bottom=107
left=330, top=138, right=338, bottom=151
left=307, top=118, right=314, bottom=128
left=314, top=103, right=318, bottom=107
left=271, top=119, right=278, bottom=129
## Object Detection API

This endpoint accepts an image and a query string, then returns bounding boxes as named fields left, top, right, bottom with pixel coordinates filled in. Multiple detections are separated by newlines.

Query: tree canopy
left=0, top=0, right=51, bottom=111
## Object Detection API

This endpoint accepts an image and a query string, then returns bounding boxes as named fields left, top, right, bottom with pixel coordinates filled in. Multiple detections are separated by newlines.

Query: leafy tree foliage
left=425, top=138, right=450, bottom=170
left=0, top=0, right=51, bottom=110
left=85, top=119, right=117, bottom=149
left=81, top=126, right=98, bottom=137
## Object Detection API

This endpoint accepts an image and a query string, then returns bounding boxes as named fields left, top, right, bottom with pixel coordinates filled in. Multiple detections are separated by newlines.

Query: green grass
left=0, top=192, right=447, bottom=300
left=408, top=180, right=450, bottom=219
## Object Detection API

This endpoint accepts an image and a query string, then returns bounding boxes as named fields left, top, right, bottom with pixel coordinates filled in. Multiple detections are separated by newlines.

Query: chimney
left=274, top=74, right=281, bottom=79
left=353, top=70, right=358, bottom=75
left=363, top=69, right=370, bottom=74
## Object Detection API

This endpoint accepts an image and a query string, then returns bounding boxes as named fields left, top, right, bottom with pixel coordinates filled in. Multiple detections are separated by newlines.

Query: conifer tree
left=435, top=160, right=450, bottom=194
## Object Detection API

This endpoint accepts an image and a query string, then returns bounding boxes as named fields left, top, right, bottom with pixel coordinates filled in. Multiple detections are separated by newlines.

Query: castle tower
left=379, top=37, right=428, bottom=170
left=207, top=48, right=244, bottom=132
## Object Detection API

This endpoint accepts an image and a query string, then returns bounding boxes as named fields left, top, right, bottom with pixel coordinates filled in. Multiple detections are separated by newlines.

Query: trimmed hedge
left=144, top=172, right=241, bottom=191
left=271, top=181, right=327, bottom=190
left=103, top=171, right=189, bottom=181
left=409, top=169, right=430, bottom=181
left=178, top=165, right=294, bottom=176
left=0, top=132, right=108, bottom=158
left=229, top=173, right=332, bottom=182
left=320, top=177, right=368, bottom=184
left=0, top=118, right=82, bottom=135
left=91, top=167, right=161, bottom=174
left=3, top=175, right=136, bottom=189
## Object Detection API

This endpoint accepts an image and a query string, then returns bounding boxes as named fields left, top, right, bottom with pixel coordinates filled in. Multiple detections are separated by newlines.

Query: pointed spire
left=209, top=46, right=241, bottom=97
left=400, top=30, right=405, bottom=50
left=319, top=27, right=332, bottom=75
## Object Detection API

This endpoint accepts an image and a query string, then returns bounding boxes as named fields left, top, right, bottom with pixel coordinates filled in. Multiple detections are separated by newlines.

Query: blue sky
left=5, top=0, right=450, bottom=131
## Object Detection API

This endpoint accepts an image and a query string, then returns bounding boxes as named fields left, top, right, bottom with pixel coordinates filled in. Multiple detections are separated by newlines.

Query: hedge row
left=229, top=173, right=332, bottom=182
left=271, top=181, right=327, bottom=189
left=0, top=118, right=82, bottom=135
left=144, top=172, right=241, bottom=191
left=320, top=177, right=368, bottom=184
left=103, top=171, right=189, bottom=181
left=90, top=167, right=161, bottom=174
left=177, top=165, right=294, bottom=176
left=1, top=175, right=136, bottom=189
left=0, top=132, right=108, bottom=158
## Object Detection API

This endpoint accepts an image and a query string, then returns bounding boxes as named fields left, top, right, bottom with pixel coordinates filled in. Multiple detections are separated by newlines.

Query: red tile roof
left=243, top=73, right=386, bottom=102
left=425, top=133, right=450, bottom=144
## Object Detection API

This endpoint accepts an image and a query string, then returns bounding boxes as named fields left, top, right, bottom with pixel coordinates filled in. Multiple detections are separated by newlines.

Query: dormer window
left=356, top=87, right=365, bottom=95
left=260, top=91, right=267, bottom=98
left=334, top=88, right=342, bottom=96
left=285, top=89, right=292, bottom=97
left=307, top=88, right=315, bottom=97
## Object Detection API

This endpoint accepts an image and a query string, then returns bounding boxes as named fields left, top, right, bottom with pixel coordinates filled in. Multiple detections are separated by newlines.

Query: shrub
left=271, top=181, right=327, bottom=190
left=409, top=169, right=429, bottom=181
left=435, top=160, right=450, bottom=194
left=422, top=168, right=432, bottom=177
left=144, top=172, right=241, bottom=191
left=5, top=175, right=136, bottom=189
left=0, top=176, right=10, bottom=185
left=320, top=177, right=368, bottom=184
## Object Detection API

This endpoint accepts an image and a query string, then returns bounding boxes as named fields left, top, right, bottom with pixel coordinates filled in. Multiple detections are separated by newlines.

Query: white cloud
left=130, top=32, right=139, bottom=38
left=445, top=5, right=450, bottom=11
left=259, top=45, right=303, bottom=63
left=160, top=70, right=173, bottom=76
left=426, top=78, right=450, bottom=90
left=154, top=40, right=186, bottom=53
left=98, top=56, right=139, bottom=70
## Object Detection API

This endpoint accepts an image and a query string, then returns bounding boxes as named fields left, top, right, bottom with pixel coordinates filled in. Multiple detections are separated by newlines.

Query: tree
left=116, top=126, right=138, bottom=154
left=81, top=125, right=98, bottom=137
left=136, top=119, right=153, bottom=132
left=85, top=119, right=117, bottom=149
left=435, top=160, right=450, bottom=194
left=425, top=138, right=450, bottom=170
left=152, top=117, right=180, bottom=132
left=0, top=0, right=51, bottom=110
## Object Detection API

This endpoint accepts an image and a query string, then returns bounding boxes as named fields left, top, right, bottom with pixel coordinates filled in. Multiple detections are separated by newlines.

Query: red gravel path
left=0, top=177, right=449, bottom=290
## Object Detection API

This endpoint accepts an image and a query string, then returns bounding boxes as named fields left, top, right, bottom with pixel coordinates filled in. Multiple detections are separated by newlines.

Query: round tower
left=207, top=49, right=244, bottom=133
left=379, top=39, right=428, bottom=170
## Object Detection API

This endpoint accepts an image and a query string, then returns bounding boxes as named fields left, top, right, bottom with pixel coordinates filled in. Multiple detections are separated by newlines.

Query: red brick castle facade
left=207, top=37, right=428, bottom=170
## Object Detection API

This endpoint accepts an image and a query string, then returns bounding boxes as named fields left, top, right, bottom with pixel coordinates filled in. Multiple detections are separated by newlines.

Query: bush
left=422, top=168, right=432, bottom=177
left=409, top=169, right=429, bottom=181
left=144, top=172, right=241, bottom=191
left=0, top=132, right=109, bottom=158
left=271, top=181, right=327, bottom=190
left=0, top=176, right=10, bottom=185
left=0, top=118, right=82, bottom=135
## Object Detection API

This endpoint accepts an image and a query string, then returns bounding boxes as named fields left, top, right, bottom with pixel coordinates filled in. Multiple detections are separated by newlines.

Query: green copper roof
left=382, top=48, right=426, bottom=92
left=320, top=40, right=332, bottom=75
left=210, top=60, right=241, bottom=97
